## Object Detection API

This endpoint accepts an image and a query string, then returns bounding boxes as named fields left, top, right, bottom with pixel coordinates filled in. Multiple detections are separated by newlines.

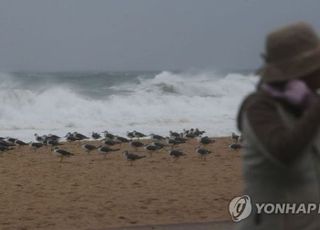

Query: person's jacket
left=235, top=90, right=320, bottom=230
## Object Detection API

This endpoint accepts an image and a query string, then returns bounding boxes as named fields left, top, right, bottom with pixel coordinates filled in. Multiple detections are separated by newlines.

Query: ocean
left=0, top=71, right=257, bottom=141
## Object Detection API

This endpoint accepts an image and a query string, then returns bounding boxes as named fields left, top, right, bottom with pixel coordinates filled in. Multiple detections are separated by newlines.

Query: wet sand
left=0, top=137, right=243, bottom=230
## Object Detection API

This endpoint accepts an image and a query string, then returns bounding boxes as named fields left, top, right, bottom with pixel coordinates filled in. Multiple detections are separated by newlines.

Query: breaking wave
left=0, top=71, right=257, bottom=140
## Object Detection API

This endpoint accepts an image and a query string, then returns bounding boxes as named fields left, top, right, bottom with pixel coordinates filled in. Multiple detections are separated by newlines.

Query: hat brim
left=258, top=46, right=320, bottom=83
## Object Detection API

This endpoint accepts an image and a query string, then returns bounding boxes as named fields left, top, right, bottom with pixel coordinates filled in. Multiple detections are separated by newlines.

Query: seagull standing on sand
left=229, top=143, right=242, bottom=150
left=30, top=142, right=43, bottom=151
left=103, top=131, right=115, bottom=140
left=6, top=137, right=17, bottom=145
left=169, top=149, right=186, bottom=161
left=169, top=131, right=181, bottom=138
left=127, top=131, right=135, bottom=140
left=92, top=132, right=101, bottom=140
left=166, top=138, right=185, bottom=150
left=102, top=139, right=120, bottom=146
left=150, top=134, right=165, bottom=141
left=130, top=140, right=144, bottom=152
left=150, top=141, right=167, bottom=150
left=199, top=136, right=215, bottom=146
left=144, top=144, right=160, bottom=157
left=114, top=136, right=129, bottom=143
left=193, top=128, right=205, bottom=137
left=0, top=140, right=15, bottom=147
left=45, top=139, right=61, bottom=150
left=173, top=136, right=187, bottom=143
left=65, top=132, right=88, bottom=141
left=97, top=146, right=120, bottom=159
left=66, top=135, right=77, bottom=142
left=0, top=145, right=13, bottom=155
left=114, top=136, right=129, bottom=147
left=185, top=132, right=196, bottom=138
left=231, top=132, right=240, bottom=143
left=195, top=147, right=211, bottom=161
left=34, top=134, right=46, bottom=143
left=133, top=131, right=146, bottom=139
left=47, top=134, right=60, bottom=141
left=14, top=139, right=28, bottom=147
left=53, top=147, right=74, bottom=162
left=123, top=150, right=146, bottom=166
left=82, top=144, right=97, bottom=154
left=73, top=132, right=89, bottom=140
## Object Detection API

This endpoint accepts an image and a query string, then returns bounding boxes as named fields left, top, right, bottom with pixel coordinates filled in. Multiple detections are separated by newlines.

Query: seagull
left=30, top=142, right=43, bottom=151
left=82, top=144, right=97, bottom=154
left=150, top=141, right=167, bottom=149
left=127, top=131, right=135, bottom=139
left=166, top=138, right=185, bottom=149
left=102, top=139, right=121, bottom=146
left=6, top=137, right=17, bottom=144
left=199, top=136, right=215, bottom=146
left=169, top=131, right=181, bottom=138
left=102, top=131, right=115, bottom=140
left=195, top=147, right=211, bottom=161
left=53, top=147, right=74, bottom=162
left=14, top=139, right=28, bottom=147
left=114, top=136, right=129, bottom=147
left=73, top=132, right=89, bottom=140
left=34, top=133, right=43, bottom=142
left=65, top=132, right=89, bottom=141
left=66, top=135, right=77, bottom=142
left=150, top=134, right=165, bottom=141
left=185, top=132, right=196, bottom=138
left=47, top=134, right=60, bottom=141
left=130, top=140, right=144, bottom=151
left=123, top=150, right=146, bottom=166
left=184, top=128, right=203, bottom=138
left=34, top=133, right=47, bottom=143
left=193, top=128, right=205, bottom=137
left=174, top=136, right=187, bottom=142
left=231, top=132, right=240, bottom=143
left=169, top=149, right=186, bottom=161
left=133, top=130, right=146, bottom=139
left=0, top=144, right=13, bottom=154
left=229, top=143, right=242, bottom=150
left=46, top=140, right=61, bottom=151
left=114, top=136, right=129, bottom=143
left=97, top=146, right=120, bottom=159
left=0, top=140, right=15, bottom=147
left=92, top=132, right=101, bottom=140
left=45, top=139, right=61, bottom=149
left=65, top=132, right=88, bottom=141
left=144, top=143, right=161, bottom=157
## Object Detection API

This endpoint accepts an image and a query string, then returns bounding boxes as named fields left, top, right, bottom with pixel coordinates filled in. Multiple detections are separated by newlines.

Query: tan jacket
left=236, top=91, right=320, bottom=229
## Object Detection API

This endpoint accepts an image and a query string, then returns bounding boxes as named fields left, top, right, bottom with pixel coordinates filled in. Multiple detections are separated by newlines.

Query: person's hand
left=283, top=80, right=313, bottom=106
left=261, top=80, right=313, bottom=107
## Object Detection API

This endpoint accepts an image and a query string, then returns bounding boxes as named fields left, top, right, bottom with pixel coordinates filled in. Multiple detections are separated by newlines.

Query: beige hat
left=258, top=22, right=320, bottom=83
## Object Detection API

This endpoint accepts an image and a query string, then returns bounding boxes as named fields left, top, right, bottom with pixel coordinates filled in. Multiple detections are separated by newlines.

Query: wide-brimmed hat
left=258, top=22, right=320, bottom=83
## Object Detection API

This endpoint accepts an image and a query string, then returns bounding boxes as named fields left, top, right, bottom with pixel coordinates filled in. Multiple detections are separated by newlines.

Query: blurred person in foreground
left=237, top=22, right=320, bottom=229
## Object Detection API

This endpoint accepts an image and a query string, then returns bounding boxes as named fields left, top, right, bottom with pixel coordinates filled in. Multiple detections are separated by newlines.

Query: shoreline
left=0, top=136, right=243, bottom=229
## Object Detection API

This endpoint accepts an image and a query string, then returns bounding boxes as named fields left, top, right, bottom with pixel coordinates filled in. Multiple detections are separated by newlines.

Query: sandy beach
left=0, top=137, right=243, bottom=230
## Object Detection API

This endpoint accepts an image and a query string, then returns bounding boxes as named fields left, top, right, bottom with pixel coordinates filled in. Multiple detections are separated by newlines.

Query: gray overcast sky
left=0, top=0, right=319, bottom=72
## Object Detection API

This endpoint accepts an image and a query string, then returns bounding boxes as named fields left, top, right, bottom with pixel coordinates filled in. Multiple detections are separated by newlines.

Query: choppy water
left=0, top=70, right=257, bottom=141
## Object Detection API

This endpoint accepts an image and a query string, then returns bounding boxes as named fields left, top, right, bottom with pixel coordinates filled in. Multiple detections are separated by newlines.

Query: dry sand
left=0, top=137, right=243, bottom=230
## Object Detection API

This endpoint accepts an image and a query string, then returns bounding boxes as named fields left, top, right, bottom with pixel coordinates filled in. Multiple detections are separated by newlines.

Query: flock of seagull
left=0, top=128, right=242, bottom=165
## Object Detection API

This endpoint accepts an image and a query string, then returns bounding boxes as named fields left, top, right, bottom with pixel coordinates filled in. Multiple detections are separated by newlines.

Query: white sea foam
left=0, top=71, right=258, bottom=141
